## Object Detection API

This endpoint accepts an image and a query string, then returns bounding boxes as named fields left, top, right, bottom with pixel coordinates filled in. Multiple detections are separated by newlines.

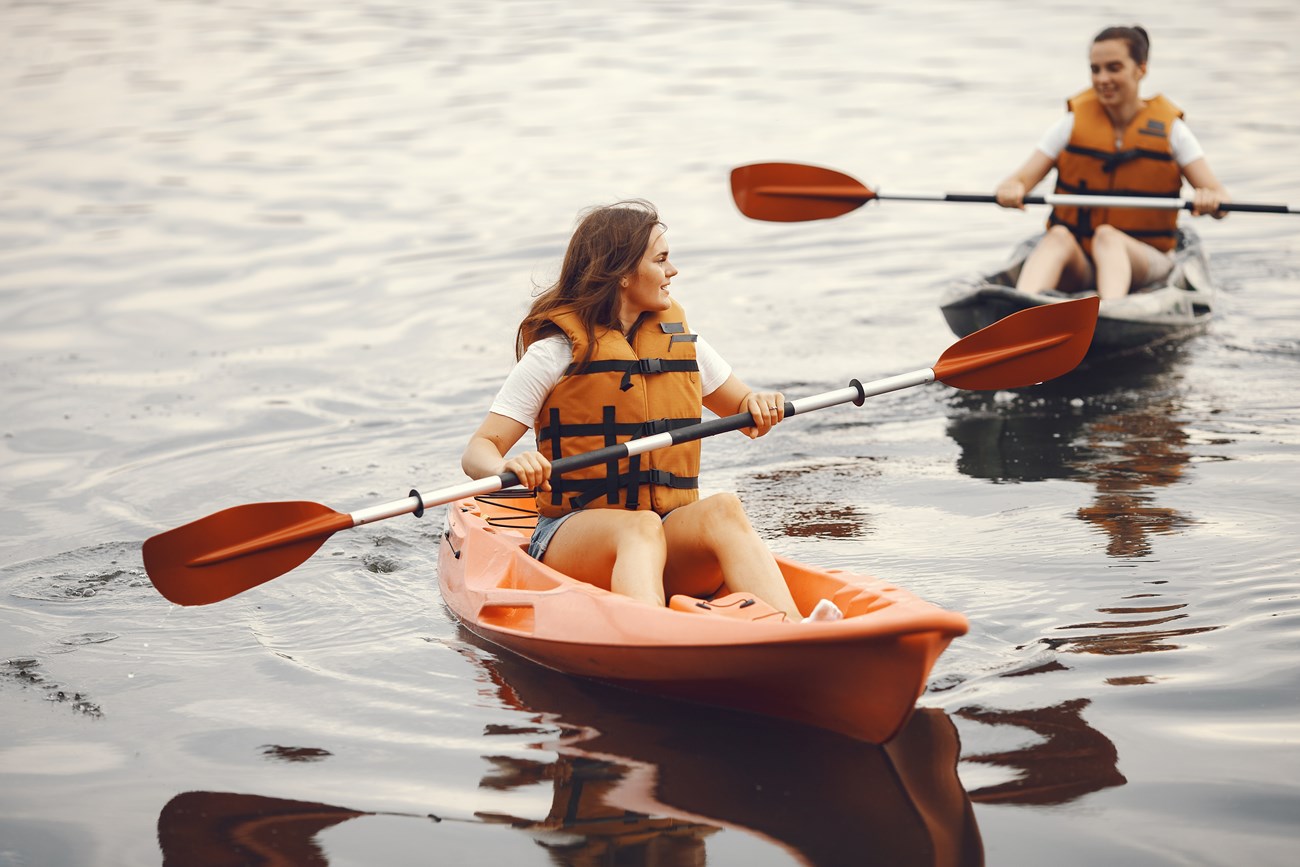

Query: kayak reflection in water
left=464, top=640, right=984, bottom=867
left=460, top=200, right=837, bottom=622
left=153, top=705, right=983, bottom=867
left=994, top=25, right=1230, bottom=300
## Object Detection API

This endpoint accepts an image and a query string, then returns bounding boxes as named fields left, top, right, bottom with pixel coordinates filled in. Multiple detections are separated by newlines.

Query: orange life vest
left=1050, top=89, right=1184, bottom=254
left=533, top=300, right=703, bottom=518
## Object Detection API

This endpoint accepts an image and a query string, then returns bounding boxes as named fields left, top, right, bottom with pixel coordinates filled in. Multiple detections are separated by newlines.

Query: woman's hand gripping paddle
left=142, top=297, right=1098, bottom=606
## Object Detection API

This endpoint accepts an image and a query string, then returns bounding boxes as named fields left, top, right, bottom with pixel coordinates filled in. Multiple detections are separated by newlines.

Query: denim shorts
left=527, top=511, right=579, bottom=561
left=527, top=509, right=673, bottom=561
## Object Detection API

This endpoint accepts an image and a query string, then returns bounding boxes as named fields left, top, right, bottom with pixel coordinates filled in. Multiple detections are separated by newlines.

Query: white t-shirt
left=489, top=333, right=732, bottom=427
left=1037, top=114, right=1205, bottom=167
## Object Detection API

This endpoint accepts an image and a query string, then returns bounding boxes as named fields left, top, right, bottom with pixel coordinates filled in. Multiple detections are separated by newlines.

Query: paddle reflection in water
left=158, top=792, right=365, bottom=867
left=457, top=635, right=984, bottom=867
left=940, top=347, right=1228, bottom=809
left=945, top=346, right=1201, bottom=558
left=946, top=348, right=1223, bottom=655
left=955, top=699, right=1125, bottom=806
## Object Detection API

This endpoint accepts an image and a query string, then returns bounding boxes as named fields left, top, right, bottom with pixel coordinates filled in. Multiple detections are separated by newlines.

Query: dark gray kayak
left=940, top=228, right=1214, bottom=359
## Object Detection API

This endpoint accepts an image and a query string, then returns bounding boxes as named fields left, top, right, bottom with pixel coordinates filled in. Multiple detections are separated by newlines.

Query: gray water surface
left=3, top=2, right=1298, bottom=865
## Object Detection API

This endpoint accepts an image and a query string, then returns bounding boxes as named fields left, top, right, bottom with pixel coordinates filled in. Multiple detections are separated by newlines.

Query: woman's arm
left=995, top=150, right=1056, bottom=209
left=461, top=412, right=551, bottom=489
left=703, top=374, right=785, bottom=439
left=1182, top=157, right=1230, bottom=218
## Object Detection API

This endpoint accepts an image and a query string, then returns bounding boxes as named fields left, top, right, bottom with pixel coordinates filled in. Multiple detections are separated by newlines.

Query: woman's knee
left=1091, top=224, right=1125, bottom=251
left=1039, top=224, right=1077, bottom=250
left=695, top=492, right=753, bottom=533
left=1025, top=225, right=1080, bottom=265
left=618, top=509, right=667, bottom=550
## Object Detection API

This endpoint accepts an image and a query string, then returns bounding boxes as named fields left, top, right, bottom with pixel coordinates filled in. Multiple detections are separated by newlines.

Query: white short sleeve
left=487, top=332, right=733, bottom=427
left=1168, top=119, right=1204, bottom=167
left=695, top=335, right=732, bottom=396
left=488, top=337, right=570, bottom=426
left=1036, top=114, right=1075, bottom=160
left=1037, top=113, right=1203, bottom=167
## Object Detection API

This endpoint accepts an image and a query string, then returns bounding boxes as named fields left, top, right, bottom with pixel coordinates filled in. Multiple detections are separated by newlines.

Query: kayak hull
left=437, top=493, right=968, bottom=744
left=940, top=228, right=1214, bottom=359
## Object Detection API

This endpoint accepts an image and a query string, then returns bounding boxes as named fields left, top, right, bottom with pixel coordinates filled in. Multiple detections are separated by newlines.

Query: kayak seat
left=668, top=592, right=788, bottom=623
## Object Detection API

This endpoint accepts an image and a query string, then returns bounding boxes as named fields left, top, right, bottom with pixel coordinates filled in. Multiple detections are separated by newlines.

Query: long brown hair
left=516, top=200, right=663, bottom=368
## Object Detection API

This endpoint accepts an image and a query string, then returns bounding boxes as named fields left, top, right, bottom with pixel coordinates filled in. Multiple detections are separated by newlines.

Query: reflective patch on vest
left=1139, top=119, right=1168, bottom=139
left=659, top=322, right=685, bottom=334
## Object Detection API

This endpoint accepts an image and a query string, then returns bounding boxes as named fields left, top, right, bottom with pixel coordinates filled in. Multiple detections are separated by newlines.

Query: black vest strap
left=565, top=468, right=700, bottom=511
left=562, top=357, right=700, bottom=392
left=1049, top=213, right=1177, bottom=244
left=624, top=454, right=642, bottom=509
left=619, top=358, right=699, bottom=391
left=1055, top=178, right=1183, bottom=197
left=1063, top=143, right=1175, bottom=169
left=537, top=415, right=702, bottom=442
left=545, top=407, right=564, bottom=507
left=602, top=406, right=620, bottom=506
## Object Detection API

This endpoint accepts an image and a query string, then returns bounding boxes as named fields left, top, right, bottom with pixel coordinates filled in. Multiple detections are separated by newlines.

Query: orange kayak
left=438, top=492, right=968, bottom=743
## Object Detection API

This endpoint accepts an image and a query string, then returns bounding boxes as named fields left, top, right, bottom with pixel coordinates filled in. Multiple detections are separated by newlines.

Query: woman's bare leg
left=1091, top=224, right=1164, bottom=300
left=541, top=509, right=668, bottom=607
left=1015, top=225, right=1094, bottom=294
left=662, top=493, right=801, bottom=619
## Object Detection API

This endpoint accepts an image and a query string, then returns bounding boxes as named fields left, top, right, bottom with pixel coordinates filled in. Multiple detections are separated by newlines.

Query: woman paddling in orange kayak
left=995, top=25, right=1230, bottom=300
left=461, top=200, right=839, bottom=622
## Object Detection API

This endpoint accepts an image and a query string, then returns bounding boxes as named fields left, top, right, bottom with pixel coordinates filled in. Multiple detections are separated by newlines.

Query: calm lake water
left=3, top=1, right=1298, bottom=864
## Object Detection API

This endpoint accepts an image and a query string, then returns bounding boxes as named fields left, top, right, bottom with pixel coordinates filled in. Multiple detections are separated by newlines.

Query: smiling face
left=1089, top=38, right=1145, bottom=114
left=617, top=227, right=676, bottom=329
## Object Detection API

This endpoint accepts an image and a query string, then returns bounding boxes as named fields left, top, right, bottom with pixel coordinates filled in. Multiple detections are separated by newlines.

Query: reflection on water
left=158, top=784, right=714, bottom=867
left=154, top=637, right=985, bottom=866
left=1043, top=602, right=1221, bottom=656
left=5, top=1, right=1297, bottom=863
left=159, top=792, right=365, bottom=867
left=942, top=348, right=1233, bottom=811
left=1070, top=395, right=1196, bottom=559
left=460, top=636, right=983, bottom=866
left=476, top=754, right=719, bottom=864
left=946, top=347, right=1211, bottom=559
left=782, top=502, right=870, bottom=538
left=750, top=464, right=878, bottom=540
left=956, top=700, right=1125, bottom=806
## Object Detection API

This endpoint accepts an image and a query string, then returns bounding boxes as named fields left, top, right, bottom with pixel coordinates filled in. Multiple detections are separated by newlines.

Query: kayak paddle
left=731, top=161, right=1300, bottom=223
left=142, top=296, right=1098, bottom=606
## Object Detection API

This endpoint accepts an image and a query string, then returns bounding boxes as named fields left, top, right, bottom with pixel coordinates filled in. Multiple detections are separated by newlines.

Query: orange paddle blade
left=933, top=297, right=1099, bottom=389
left=142, top=501, right=353, bottom=606
left=730, top=162, right=876, bottom=222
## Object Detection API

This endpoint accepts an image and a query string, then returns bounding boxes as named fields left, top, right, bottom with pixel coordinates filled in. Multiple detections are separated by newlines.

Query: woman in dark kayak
left=995, top=25, right=1230, bottom=299
left=461, top=200, right=839, bottom=622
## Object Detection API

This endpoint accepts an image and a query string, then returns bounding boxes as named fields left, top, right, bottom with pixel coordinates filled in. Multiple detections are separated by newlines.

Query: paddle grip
left=1217, top=202, right=1295, bottom=214
left=944, top=194, right=1001, bottom=204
